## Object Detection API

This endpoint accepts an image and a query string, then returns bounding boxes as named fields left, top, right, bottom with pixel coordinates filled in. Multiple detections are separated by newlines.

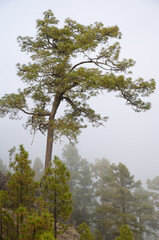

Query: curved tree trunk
left=45, top=93, right=63, bottom=168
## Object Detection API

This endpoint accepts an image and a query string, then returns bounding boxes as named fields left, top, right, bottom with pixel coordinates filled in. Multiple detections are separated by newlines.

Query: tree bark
left=45, top=123, right=54, bottom=169
left=45, top=93, right=64, bottom=168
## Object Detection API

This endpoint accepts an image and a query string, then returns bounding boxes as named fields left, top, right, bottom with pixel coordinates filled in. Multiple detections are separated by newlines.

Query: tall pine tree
left=0, top=10, right=155, bottom=168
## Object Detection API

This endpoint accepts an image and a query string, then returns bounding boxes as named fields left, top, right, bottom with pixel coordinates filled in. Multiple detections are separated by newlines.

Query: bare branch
left=46, top=35, right=57, bottom=48
left=15, top=105, right=50, bottom=117
left=70, top=57, right=120, bottom=72
left=71, top=60, right=93, bottom=71
left=63, top=97, right=81, bottom=113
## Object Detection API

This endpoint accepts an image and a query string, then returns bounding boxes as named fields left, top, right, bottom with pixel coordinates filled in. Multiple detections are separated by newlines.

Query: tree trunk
left=45, top=123, right=54, bottom=169
left=45, top=93, right=64, bottom=168
left=122, top=197, right=126, bottom=225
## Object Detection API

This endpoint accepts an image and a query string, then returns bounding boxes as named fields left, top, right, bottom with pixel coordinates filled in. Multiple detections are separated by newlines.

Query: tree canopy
left=0, top=10, right=155, bottom=167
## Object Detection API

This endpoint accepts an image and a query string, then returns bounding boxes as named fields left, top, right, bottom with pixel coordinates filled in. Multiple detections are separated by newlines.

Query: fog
left=0, top=0, right=159, bottom=184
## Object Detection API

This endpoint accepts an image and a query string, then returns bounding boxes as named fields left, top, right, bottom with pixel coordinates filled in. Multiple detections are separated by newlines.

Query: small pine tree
left=115, top=225, right=134, bottom=240
left=41, top=156, right=72, bottom=239
left=78, top=222, right=94, bottom=240
left=94, top=230, right=103, bottom=240
left=7, top=145, right=38, bottom=237
left=7, top=145, right=38, bottom=209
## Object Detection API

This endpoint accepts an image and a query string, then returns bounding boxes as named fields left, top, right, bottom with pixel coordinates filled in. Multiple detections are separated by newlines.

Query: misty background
left=0, top=0, right=159, bottom=184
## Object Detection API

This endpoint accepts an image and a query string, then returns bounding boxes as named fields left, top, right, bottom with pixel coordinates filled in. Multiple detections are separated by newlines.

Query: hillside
left=58, top=226, right=80, bottom=240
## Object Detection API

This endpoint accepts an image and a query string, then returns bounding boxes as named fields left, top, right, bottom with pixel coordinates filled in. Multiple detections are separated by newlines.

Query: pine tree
left=115, top=225, right=134, bottom=240
left=62, top=144, right=93, bottom=226
left=7, top=145, right=38, bottom=209
left=133, top=186, right=157, bottom=239
left=95, top=163, right=141, bottom=239
left=7, top=145, right=38, bottom=238
left=41, top=156, right=72, bottom=239
left=62, top=144, right=81, bottom=193
left=94, top=230, right=103, bottom=240
left=78, top=222, right=94, bottom=240
left=0, top=10, right=155, bottom=168
left=16, top=196, right=55, bottom=240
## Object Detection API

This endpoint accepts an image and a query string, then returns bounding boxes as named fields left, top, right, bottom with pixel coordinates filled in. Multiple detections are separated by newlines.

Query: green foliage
left=133, top=186, right=157, bottom=238
left=146, top=177, right=159, bottom=237
left=7, top=196, right=54, bottom=240
left=0, top=190, right=16, bottom=239
left=7, top=145, right=38, bottom=209
left=78, top=222, right=94, bottom=240
left=62, top=144, right=81, bottom=192
left=147, top=176, right=159, bottom=191
left=115, top=225, right=134, bottom=240
left=0, top=210, right=16, bottom=240
left=41, top=156, right=72, bottom=238
left=74, top=158, right=93, bottom=225
left=95, top=163, right=141, bottom=239
left=0, top=10, right=155, bottom=166
left=0, top=190, right=8, bottom=207
left=90, top=158, right=110, bottom=194
left=40, top=232, right=55, bottom=240
left=94, top=230, right=103, bottom=240
left=19, top=209, right=54, bottom=240
left=1, top=143, right=159, bottom=239
left=6, top=145, right=38, bottom=238
left=91, top=158, right=110, bottom=179
left=62, top=144, right=93, bottom=226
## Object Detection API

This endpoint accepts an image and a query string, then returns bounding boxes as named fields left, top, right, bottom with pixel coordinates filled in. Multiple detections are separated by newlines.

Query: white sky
left=0, top=0, right=159, bottom=183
